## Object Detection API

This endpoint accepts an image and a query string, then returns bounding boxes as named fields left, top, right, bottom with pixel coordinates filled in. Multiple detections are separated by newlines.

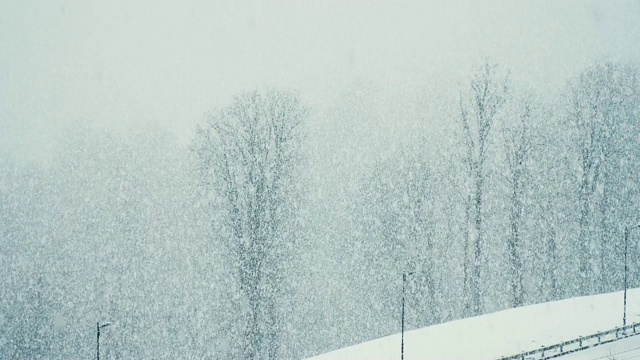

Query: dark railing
left=497, top=322, right=640, bottom=360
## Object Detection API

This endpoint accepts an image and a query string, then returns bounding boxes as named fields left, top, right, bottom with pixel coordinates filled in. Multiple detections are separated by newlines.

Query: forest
left=2, top=60, right=640, bottom=359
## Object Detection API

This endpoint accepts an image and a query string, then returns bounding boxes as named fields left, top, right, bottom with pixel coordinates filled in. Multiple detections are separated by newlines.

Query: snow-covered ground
left=307, top=288, right=640, bottom=360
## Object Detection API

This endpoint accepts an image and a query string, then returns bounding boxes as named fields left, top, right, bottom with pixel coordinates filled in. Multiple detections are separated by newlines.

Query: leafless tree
left=501, top=94, right=535, bottom=307
left=194, top=89, right=307, bottom=360
left=566, top=62, right=640, bottom=294
left=458, top=62, right=508, bottom=316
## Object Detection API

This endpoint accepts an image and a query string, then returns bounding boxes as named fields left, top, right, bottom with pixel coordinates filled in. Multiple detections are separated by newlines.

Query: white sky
left=1, top=0, right=639, bottom=161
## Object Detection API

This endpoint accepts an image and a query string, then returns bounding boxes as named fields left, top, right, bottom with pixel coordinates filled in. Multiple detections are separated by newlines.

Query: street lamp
left=624, top=225, right=640, bottom=327
left=97, top=321, right=112, bottom=360
left=401, top=271, right=414, bottom=360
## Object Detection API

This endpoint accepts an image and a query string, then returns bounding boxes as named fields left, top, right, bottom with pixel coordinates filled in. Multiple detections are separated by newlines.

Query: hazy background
left=3, top=1, right=640, bottom=359
left=2, top=0, right=639, bottom=163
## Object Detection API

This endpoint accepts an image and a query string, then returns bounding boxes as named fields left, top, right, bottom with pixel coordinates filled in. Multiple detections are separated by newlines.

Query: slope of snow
left=307, top=288, right=640, bottom=360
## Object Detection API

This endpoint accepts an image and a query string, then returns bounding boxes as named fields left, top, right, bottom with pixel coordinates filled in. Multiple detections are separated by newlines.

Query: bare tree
left=354, top=149, right=439, bottom=333
left=458, top=62, right=508, bottom=316
left=540, top=200, right=560, bottom=301
left=566, top=62, right=640, bottom=294
left=501, top=94, right=534, bottom=307
left=194, top=89, right=307, bottom=360
left=401, top=154, right=440, bottom=326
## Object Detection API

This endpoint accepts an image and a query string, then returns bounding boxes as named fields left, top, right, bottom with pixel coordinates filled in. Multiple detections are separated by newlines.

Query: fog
left=2, top=1, right=636, bottom=160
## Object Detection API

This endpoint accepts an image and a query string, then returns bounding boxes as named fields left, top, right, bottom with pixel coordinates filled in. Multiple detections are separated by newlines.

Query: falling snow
left=2, top=2, right=640, bottom=359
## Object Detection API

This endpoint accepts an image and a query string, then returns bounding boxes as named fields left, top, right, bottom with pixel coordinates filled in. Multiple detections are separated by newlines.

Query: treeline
left=1, top=61, right=639, bottom=359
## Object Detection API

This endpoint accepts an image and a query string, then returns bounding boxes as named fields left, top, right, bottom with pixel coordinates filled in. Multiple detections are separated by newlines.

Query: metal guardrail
left=496, top=322, right=640, bottom=360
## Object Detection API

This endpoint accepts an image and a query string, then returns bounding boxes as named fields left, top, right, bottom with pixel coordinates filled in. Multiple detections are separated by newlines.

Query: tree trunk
left=462, top=196, right=472, bottom=317
left=471, top=172, right=484, bottom=316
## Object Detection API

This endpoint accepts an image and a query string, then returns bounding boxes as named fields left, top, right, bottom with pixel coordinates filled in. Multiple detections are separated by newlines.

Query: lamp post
left=401, top=271, right=414, bottom=360
left=97, top=321, right=112, bottom=360
left=624, top=225, right=640, bottom=327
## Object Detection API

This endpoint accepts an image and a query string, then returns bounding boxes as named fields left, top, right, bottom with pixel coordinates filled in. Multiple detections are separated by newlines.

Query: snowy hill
left=307, top=288, right=640, bottom=360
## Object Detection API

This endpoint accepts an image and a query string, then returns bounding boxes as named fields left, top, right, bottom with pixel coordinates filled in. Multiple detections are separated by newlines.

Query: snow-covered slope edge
left=307, top=288, right=640, bottom=360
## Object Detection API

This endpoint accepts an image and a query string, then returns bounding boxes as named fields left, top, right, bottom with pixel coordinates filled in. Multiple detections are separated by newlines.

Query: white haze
left=1, top=1, right=638, bottom=162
